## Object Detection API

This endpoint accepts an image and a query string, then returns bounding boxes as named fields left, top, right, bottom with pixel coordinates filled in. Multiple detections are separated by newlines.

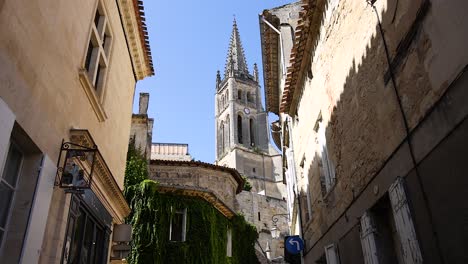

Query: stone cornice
left=150, top=159, right=245, bottom=193
left=69, top=129, right=131, bottom=222
left=157, top=184, right=236, bottom=219
left=116, top=0, right=154, bottom=80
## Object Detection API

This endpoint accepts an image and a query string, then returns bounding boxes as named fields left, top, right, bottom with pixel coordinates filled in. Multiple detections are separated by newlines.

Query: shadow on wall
left=294, top=0, right=451, bottom=260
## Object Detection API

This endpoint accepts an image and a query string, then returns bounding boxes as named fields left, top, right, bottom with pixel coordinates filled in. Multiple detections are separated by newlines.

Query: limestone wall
left=149, top=164, right=239, bottom=212
left=0, top=0, right=136, bottom=189
left=281, top=0, right=468, bottom=255
left=0, top=0, right=146, bottom=262
left=235, top=191, right=288, bottom=260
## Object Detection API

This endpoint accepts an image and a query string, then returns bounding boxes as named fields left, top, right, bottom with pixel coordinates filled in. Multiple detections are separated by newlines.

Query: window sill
left=78, top=69, right=107, bottom=122
left=322, top=181, right=337, bottom=201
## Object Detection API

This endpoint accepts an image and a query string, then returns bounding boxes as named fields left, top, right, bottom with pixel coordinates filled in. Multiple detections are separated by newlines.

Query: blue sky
left=133, top=0, right=292, bottom=163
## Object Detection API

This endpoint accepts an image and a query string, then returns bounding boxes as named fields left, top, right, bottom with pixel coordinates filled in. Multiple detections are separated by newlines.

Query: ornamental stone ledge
left=149, top=160, right=244, bottom=218
left=69, top=129, right=131, bottom=222
left=116, top=0, right=153, bottom=80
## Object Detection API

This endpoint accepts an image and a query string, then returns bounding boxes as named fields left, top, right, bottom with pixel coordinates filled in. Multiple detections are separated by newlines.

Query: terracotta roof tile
left=132, top=0, right=154, bottom=75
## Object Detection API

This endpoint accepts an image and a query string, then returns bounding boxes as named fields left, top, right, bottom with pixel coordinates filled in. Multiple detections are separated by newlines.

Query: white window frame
left=360, top=211, right=380, bottom=264
left=324, top=243, right=340, bottom=264
left=389, top=177, right=423, bottom=264
left=318, top=120, right=336, bottom=193
left=78, top=0, right=113, bottom=122
left=0, top=141, right=24, bottom=252
left=169, top=208, right=187, bottom=242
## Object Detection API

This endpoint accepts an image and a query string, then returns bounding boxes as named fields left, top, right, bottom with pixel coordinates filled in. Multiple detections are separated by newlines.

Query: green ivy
left=241, top=175, right=253, bottom=192
left=124, top=140, right=148, bottom=189
left=123, top=143, right=259, bottom=264
left=125, top=180, right=259, bottom=264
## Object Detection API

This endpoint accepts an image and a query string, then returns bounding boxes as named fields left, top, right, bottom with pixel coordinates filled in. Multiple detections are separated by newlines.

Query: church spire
left=224, top=18, right=249, bottom=78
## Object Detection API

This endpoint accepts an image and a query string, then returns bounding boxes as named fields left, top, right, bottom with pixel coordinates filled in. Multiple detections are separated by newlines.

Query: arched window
left=225, top=116, right=230, bottom=150
left=238, top=90, right=242, bottom=100
left=220, top=121, right=225, bottom=154
left=221, top=95, right=225, bottom=109
left=237, top=115, right=243, bottom=144
left=247, top=92, right=252, bottom=102
left=250, top=119, right=255, bottom=146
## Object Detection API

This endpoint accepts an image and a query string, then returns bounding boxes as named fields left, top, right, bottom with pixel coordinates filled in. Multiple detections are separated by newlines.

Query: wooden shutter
left=324, top=244, right=340, bottom=264
left=360, top=211, right=380, bottom=264
left=389, top=177, right=423, bottom=264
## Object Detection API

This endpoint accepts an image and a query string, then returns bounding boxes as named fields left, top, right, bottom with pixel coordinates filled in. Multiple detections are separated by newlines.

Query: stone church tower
left=215, top=19, right=288, bottom=260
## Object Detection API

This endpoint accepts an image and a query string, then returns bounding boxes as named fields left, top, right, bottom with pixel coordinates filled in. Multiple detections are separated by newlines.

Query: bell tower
left=214, top=19, right=288, bottom=261
left=214, top=19, right=284, bottom=196
left=215, top=19, right=270, bottom=166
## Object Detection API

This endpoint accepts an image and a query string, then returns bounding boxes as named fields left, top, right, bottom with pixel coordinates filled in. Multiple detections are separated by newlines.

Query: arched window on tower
left=220, top=121, right=225, bottom=154
left=221, top=95, right=225, bottom=109
left=237, top=115, right=243, bottom=144
left=247, top=92, right=252, bottom=103
left=225, top=90, right=229, bottom=105
left=225, top=116, right=230, bottom=150
left=250, top=119, right=255, bottom=146
left=238, top=90, right=242, bottom=100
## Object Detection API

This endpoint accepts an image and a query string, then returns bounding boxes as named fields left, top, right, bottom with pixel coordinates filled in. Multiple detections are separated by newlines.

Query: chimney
left=139, top=93, right=149, bottom=114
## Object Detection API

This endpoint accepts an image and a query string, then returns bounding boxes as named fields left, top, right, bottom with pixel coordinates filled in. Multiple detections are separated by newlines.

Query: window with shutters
left=324, top=244, right=340, bottom=264
left=360, top=183, right=422, bottom=264
left=315, top=115, right=336, bottom=196
left=388, top=177, right=423, bottom=264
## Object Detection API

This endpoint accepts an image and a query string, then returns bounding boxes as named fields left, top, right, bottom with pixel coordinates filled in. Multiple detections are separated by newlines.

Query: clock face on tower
left=244, top=108, right=250, bottom=115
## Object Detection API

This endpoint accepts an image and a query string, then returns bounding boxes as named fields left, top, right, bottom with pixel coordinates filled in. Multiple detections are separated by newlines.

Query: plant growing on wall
left=124, top=139, right=148, bottom=190
left=124, top=142, right=259, bottom=264
left=242, top=175, right=253, bottom=191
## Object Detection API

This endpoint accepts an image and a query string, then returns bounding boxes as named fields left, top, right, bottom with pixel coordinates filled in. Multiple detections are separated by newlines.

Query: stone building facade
left=215, top=20, right=288, bottom=261
left=148, top=160, right=244, bottom=219
left=0, top=0, right=153, bottom=263
left=261, top=0, right=468, bottom=263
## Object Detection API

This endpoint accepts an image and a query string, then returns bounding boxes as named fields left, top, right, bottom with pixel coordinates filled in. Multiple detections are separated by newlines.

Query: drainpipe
left=367, top=1, right=443, bottom=262
left=261, top=16, right=286, bottom=76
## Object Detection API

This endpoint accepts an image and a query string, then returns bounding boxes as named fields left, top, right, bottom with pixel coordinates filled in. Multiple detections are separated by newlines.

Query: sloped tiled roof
left=132, top=0, right=154, bottom=76
left=280, top=0, right=327, bottom=113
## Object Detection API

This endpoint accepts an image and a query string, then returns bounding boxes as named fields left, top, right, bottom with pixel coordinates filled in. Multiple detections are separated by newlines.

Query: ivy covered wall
left=124, top=143, right=259, bottom=264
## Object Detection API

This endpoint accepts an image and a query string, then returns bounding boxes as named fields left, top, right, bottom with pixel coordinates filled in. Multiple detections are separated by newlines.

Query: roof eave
left=280, top=0, right=327, bottom=114
left=117, top=0, right=154, bottom=81
left=259, top=11, right=281, bottom=115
